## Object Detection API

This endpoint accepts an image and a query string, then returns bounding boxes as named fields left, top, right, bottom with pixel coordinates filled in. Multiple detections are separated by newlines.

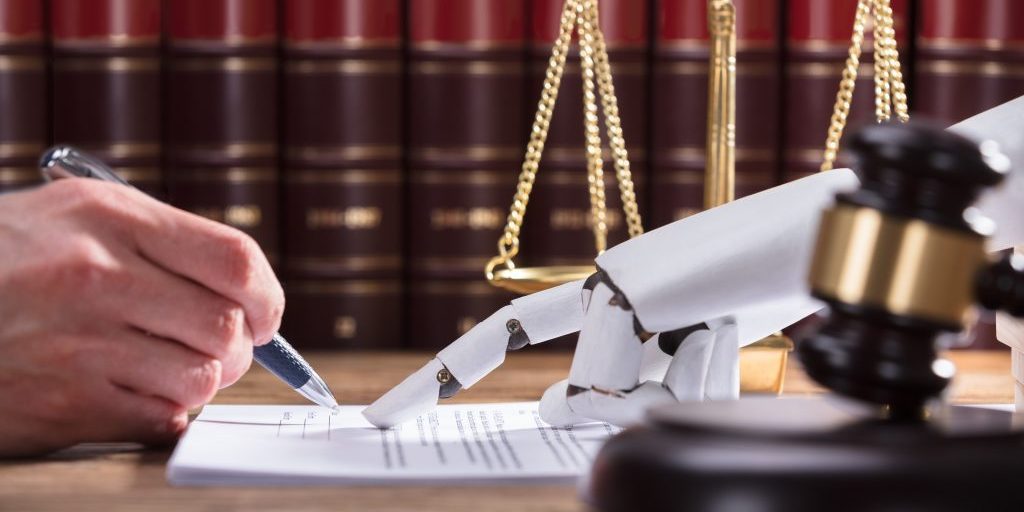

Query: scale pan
left=488, top=265, right=597, bottom=294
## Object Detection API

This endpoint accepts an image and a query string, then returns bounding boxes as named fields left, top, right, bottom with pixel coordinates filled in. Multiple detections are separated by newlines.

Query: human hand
left=0, top=179, right=284, bottom=456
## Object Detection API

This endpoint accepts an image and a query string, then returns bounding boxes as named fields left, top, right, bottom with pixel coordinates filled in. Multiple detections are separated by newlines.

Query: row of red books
left=0, top=0, right=1020, bottom=350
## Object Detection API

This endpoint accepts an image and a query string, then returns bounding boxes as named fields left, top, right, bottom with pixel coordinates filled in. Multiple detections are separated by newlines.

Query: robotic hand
left=364, top=96, right=1024, bottom=429
left=364, top=169, right=858, bottom=428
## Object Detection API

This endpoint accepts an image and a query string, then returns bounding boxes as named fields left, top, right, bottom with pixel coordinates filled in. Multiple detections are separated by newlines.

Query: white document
left=168, top=402, right=620, bottom=486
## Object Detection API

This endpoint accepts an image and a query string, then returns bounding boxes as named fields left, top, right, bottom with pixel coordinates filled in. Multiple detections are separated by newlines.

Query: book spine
left=521, top=0, right=649, bottom=265
left=650, top=0, right=780, bottom=227
left=165, top=0, right=280, bottom=265
left=408, top=279, right=519, bottom=349
left=51, top=0, right=162, bottom=197
left=782, top=0, right=910, bottom=181
left=0, top=0, right=46, bottom=193
left=282, top=0, right=404, bottom=349
left=915, top=1, right=1024, bottom=351
left=283, top=280, right=403, bottom=349
left=407, top=0, right=523, bottom=349
left=914, top=0, right=1024, bottom=124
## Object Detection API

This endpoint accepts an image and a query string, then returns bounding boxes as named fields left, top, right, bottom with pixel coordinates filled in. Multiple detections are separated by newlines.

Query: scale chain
left=586, top=0, right=644, bottom=238
left=821, top=0, right=909, bottom=172
left=488, top=0, right=578, bottom=274
left=578, top=0, right=609, bottom=253
left=486, top=0, right=644, bottom=278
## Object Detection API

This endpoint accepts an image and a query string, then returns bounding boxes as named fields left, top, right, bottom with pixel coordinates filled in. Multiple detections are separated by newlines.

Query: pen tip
left=296, top=376, right=340, bottom=410
left=318, top=393, right=339, bottom=410
left=324, top=395, right=339, bottom=410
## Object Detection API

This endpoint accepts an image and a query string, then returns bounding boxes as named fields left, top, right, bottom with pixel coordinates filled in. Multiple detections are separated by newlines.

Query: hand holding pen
left=39, top=146, right=338, bottom=410
left=0, top=146, right=332, bottom=457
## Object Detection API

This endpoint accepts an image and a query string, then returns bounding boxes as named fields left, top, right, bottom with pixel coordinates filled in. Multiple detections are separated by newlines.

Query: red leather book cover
left=0, top=0, right=45, bottom=193
left=650, top=0, right=780, bottom=227
left=165, top=0, right=280, bottom=265
left=915, top=0, right=1024, bottom=124
left=783, top=0, right=910, bottom=181
left=51, top=0, right=162, bottom=197
left=520, top=0, right=648, bottom=266
left=282, top=0, right=404, bottom=348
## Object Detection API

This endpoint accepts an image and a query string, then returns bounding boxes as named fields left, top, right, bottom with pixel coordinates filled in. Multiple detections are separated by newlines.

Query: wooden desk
left=0, top=351, right=1014, bottom=512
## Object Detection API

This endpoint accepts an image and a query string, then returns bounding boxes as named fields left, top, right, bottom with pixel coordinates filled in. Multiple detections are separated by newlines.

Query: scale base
left=586, top=397, right=1024, bottom=512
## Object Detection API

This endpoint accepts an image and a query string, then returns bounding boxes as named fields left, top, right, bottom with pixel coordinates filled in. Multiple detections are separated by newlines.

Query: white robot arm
left=364, top=279, right=587, bottom=426
left=364, top=96, right=1024, bottom=429
left=951, top=95, right=1024, bottom=252
left=364, top=169, right=858, bottom=428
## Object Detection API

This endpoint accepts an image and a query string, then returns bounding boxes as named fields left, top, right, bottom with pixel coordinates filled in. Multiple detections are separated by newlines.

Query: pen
left=39, top=145, right=339, bottom=410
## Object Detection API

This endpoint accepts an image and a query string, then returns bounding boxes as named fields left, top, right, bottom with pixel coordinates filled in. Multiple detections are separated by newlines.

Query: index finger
left=121, top=190, right=284, bottom=344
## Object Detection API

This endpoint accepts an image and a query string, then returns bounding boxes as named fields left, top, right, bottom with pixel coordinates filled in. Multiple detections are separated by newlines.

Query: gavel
left=799, top=121, right=1022, bottom=416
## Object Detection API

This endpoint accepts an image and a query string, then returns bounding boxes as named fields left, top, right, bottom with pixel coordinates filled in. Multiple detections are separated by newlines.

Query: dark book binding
left=914, top=0, right=1024, bottom=124
left=165, top=0, right=280, bottom=265
left=783, top=0, right=910, bottom=181
left=407, top=280, right=516, bottom=350
left=283, top=0, right=402, bottom=280
left=0, top=0, right=45, bottom=193
left=406, top=0, right=526, bottom=349
left=283, top=279, right=404, bottom=350
left=407, top=0, right=525, bottom=280
left=519, top=0, right=648, bottom=266
left=650, top=0, right=781, bottom=227
left=51, top=0, right=162, bottom=197
left=281, top=0, right=404, bottom=349
left=915, top=0, right=1023, bottom=350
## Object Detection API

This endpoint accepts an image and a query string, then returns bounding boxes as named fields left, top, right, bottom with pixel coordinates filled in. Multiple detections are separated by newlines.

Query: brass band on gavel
left=809, top=204, right=987, bottom=328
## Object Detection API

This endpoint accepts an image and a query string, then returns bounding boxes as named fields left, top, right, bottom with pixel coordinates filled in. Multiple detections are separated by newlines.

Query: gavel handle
left=976, top=253, right=1024, bottom=317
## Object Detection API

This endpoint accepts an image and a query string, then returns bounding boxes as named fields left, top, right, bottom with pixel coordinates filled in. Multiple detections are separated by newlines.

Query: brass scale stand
left=483, top=0, right=907, bottom=392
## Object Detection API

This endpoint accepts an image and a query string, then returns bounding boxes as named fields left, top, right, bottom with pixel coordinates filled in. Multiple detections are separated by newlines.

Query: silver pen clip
left=39, top=145, right=131, bottom=186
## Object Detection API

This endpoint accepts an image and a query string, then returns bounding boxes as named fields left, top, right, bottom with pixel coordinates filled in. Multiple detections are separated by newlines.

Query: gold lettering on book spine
left=550, top=209, right=623, bottom=231
left=306, top=207, right=382, bottom=230
left=334, top=317, right=358, bottom=339
left=457, top=317, right=480, bottom=336
left=193, top=205, right=263, bottom=228
left=431, top=208, right=505, bottom=230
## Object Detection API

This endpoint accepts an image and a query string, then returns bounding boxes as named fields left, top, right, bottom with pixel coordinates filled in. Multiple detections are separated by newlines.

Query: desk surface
left=0, top=350, right=1014, bottom=512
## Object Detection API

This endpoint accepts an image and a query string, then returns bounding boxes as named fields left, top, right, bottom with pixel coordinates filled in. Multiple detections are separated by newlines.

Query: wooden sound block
left=585, top=397, right=1024, bottom=512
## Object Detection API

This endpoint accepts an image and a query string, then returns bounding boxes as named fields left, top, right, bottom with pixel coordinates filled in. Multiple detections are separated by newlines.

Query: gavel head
left=797, top=122, right=1009, bottom=417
